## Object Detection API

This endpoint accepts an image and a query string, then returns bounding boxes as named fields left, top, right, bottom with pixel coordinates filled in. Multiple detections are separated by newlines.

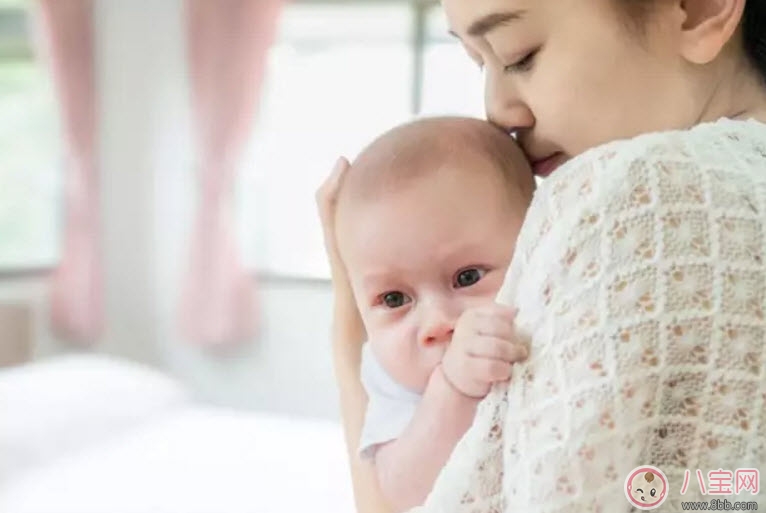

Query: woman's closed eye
left=454, top=267, right=487, bottom=288
left=504, top=48, right=538, bottom=74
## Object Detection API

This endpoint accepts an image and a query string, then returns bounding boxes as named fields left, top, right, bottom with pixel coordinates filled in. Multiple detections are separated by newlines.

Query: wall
left=0, top=274, right=341, bottom=420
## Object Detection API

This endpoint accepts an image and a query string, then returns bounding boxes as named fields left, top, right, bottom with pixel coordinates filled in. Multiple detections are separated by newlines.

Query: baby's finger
left=467, top=356, right=513, bottom=382
left=474, top=312, right=516, bottom=340
left=473, top=303, right=517, bottom=323
left=467, top=336, right=528, bottom=363
left=481, top=301, right=515, bottom=314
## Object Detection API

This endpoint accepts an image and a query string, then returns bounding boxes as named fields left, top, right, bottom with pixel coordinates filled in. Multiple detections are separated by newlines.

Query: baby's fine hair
left=337, top=116, right=535, bottom=210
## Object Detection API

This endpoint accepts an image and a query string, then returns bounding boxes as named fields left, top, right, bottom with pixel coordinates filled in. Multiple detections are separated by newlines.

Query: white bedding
left=0, top=355, right=354, bottom=513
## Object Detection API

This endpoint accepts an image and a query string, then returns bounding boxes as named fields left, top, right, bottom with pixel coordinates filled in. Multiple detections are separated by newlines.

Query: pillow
left=0, top=354, right=190, bottom=481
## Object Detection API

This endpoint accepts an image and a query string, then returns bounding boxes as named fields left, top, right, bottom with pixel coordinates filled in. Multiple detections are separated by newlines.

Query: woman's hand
left=316, top=157, right=366, bottom=360
left=316, top=157, right=389, bottom=513
left=316, top=157, right=352, bottom=292
left=316, top=155, right=365, bottom=373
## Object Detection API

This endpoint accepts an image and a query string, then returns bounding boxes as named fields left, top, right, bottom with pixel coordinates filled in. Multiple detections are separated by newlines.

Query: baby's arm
left=374, top=304, right=528, bottom=512
left=374, top=365, right=479, bottom=512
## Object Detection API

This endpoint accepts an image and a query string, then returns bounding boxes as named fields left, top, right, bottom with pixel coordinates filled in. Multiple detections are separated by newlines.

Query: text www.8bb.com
left=681, top=499, right=759, bottom=510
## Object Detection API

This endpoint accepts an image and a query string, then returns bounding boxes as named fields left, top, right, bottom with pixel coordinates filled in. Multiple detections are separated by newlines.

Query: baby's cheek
left=370, top=329, right=428, bottom=392
left=463, top=274, right=507, bottom=308
left=485, top=270, right=510, bottom=297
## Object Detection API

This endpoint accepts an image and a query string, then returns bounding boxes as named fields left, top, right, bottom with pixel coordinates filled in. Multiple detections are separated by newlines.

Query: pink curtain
left=36, top=0, right=102, bottom=344
left=180, top=0, right=283, bottom=348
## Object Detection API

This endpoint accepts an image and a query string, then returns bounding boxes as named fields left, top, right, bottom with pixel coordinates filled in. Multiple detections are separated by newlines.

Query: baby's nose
left=419, top=316, right=454, bottom=346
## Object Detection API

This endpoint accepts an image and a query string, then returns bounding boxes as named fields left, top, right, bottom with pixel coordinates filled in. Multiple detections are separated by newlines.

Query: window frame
left=0, top=4, right=32, bottom=60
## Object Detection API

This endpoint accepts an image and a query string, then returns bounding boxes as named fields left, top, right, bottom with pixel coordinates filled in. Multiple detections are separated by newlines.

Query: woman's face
left=443, top=0, right=701, bottom=177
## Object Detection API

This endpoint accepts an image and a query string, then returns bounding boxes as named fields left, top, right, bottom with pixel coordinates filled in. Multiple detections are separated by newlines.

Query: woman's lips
left=531, top=152, right=565, bottom=177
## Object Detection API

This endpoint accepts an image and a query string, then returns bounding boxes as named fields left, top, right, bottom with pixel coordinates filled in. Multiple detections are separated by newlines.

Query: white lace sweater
left=410, top=118, right=766, bottom=512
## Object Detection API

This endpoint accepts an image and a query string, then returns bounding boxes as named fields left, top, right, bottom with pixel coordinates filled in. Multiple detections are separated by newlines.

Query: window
left=239, top=1, right=484, bottom=279
left=0, top=1, right=484, bottom=277
left=0, top=4, right=61, bottom=269
left=420, top=5, right=484, bottom=116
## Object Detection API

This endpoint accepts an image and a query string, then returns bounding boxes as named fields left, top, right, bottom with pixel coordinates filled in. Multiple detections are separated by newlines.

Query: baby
left=335, top=117, right=536, bottom=511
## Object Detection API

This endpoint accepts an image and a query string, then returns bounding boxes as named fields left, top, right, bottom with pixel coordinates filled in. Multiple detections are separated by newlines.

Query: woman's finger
left=316, top=157, right=352, bottom=279
left=316, top=156, right=351, bottom=217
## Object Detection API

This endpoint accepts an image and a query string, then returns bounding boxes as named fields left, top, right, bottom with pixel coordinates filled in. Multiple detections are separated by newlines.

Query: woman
left=318, top=0, right=766, bottom=511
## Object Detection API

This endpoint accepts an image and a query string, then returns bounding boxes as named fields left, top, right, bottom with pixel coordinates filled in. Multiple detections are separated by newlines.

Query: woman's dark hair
left=743, top=0, right=766, bottom=83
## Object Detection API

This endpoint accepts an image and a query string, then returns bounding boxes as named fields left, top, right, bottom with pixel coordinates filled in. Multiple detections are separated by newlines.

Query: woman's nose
left=484, top=68, right=534, bottom=135
left=487, top=103, right=535, bottom=138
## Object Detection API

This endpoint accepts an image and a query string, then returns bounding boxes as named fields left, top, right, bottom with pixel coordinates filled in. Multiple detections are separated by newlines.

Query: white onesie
left=358, top=343, right=422, bottom=459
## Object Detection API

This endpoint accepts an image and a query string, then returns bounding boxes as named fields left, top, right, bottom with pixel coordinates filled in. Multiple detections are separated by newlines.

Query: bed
left=0, top=354, right=355, bottom=513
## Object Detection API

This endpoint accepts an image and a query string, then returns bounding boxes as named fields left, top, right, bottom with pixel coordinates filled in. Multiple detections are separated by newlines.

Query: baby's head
left=336, top=117, right=535, bottom=392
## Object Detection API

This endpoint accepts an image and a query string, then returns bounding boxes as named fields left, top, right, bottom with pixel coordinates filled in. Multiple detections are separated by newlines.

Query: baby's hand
left=441, top=304, right=528, bottom=399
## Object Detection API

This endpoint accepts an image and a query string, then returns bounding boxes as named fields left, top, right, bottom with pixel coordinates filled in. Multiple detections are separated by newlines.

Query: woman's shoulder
left=563, top=116, right=766, bottom=168
left=533, top=117, right=766, bottom=217
left=511, top=117, right=766, bottom=295
left=506, top=117, right=766, bottom=337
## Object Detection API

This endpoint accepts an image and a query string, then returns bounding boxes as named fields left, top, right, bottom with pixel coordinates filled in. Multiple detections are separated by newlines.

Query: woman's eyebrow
left=448, top=10, right=526, bottom=39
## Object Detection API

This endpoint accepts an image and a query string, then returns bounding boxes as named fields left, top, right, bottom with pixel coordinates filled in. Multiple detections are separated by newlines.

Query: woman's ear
left=677, top=0, right=746, bottom=64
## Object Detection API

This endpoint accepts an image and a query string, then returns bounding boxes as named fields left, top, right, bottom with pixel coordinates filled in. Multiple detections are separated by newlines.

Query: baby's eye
left=454, top=268, right=486, bottom=288
left=650, top=489, right=656, bottom=497
left=381, top=291, right=411, bottom=309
